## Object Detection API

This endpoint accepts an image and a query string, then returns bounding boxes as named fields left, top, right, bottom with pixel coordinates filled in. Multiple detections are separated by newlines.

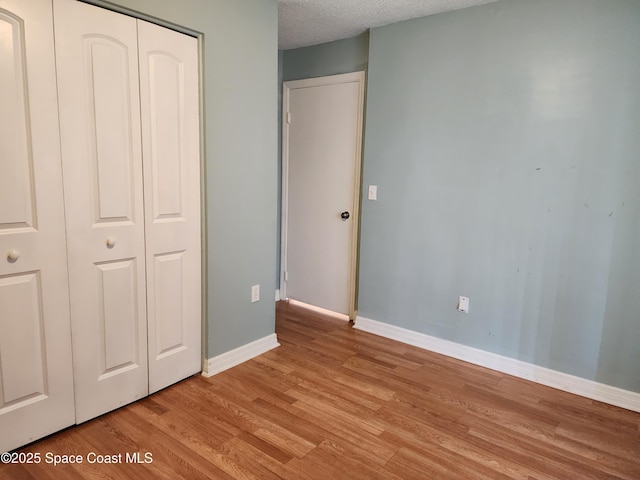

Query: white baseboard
left=202, top=333, right=280, bottom=377
left=355, top=316, right=640, bottom=413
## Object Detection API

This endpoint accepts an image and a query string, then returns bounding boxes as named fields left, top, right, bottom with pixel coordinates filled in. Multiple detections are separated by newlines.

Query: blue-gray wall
left=360, top=0, right=640, bottom=392
left=282, top=32, right=369, bottom=81
left=107, top=0, right=279, bottom=357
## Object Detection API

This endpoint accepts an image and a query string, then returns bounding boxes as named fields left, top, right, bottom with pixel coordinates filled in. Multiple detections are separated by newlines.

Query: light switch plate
left=457, top=296, right=469, bottom=313
left=251, top=285, right=260, bottom=303
left=368, top=185, right=377, bottom=200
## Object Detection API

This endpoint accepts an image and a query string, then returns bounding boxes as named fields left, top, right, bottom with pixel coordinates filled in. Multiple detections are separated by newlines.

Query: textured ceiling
left=278, top=0, right=500, bottom=50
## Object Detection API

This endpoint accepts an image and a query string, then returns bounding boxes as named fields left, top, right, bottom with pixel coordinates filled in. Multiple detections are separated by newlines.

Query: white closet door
left=53, top=0, right=148, bottom=423
left=0, top=0, right=75, bottom=451
left=138, top=20, right=202, bottom=393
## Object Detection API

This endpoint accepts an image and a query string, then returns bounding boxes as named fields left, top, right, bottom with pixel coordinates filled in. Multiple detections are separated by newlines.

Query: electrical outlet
left=457, top=296, right=469, bottom=313
left=251, top=285, right=260, bottom=303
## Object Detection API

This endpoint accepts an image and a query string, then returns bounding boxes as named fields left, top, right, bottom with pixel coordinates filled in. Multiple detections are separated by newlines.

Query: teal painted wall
left=106, top=0, right=279, bottom=357
left=360, top=0, right=640, bottom=392
left=282, top=33, right=369, bottom=82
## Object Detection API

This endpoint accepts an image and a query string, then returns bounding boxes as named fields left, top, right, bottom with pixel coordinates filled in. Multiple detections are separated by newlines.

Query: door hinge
left=284, top=271, right=289, bottom=281
left=287, top=112, right=291, bottom=124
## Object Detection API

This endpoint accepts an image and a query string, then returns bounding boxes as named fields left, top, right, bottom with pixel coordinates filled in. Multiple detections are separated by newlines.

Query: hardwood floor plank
left=248, top=398, right=329, bottom=446
left=286, top=385, right=386, bottom=435
left=275, top=346, right=397, bottom=401
left=200, top=376, right=327, bottom=448
left=468, top=420, right=639, bottom=480
left=103, top=407, right=236, bottom=480
left=0, top=465, right=37, bottom=480
left=276, top=392, right=399, bottom=465
left=234, top=431, right=294, bottom=464
left=2, top=300, right=639, bottom=480
left=157, top=380, right=244, bottom=438
left=224, top=436, right=308, bottom=480
left=272, top=356, right=385, bottom=411
left=290, top=439, right=404, bottom=480
left=387, top=444, right=520, bottom=480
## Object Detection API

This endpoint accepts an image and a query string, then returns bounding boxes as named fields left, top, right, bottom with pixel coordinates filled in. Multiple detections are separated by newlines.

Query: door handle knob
left=6, top=249, right=20, bottom=262
left=106, top=237, right=116, bottom=248
left=341, top=211, right=350, bottom=220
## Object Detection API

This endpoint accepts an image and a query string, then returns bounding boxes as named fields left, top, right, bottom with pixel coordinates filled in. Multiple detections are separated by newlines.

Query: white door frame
left=280, top=71, right=366, bottom=320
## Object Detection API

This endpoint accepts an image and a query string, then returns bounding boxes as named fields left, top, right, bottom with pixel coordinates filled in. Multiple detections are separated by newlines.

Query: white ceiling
left=278, top=0, right=500, bottom=50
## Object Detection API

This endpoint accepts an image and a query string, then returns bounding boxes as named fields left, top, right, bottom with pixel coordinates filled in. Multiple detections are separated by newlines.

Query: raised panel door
left=53, top=0, right=148, bottom=423
left=0, top=0, right=75, bottom=452
left=138, top=20, right=201, bottom=394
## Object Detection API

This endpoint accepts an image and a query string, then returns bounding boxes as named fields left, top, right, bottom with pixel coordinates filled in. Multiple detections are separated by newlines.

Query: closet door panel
left=0, top=11, right=34, bottom=228
left=153, top=252, right=185, bottom=356
left=96, top=259, right=141, bottom=374
left=0, top=273, right=47, bottom=402
left=53, top=0, right=148, bottom=423
left=0, top=0, right=75, bottom=452
left=146, top=53, right=183, bottom=219
left=138, top=20, right=201, bottom=394
left=88, top=37, right=137, bottom=223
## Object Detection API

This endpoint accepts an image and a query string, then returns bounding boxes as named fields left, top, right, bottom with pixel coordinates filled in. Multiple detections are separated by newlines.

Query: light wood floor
left=3, top=301, right=639, bottom=479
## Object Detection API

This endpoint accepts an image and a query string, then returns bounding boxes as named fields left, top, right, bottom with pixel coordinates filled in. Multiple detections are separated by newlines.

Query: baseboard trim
left=354, top=316, right=640, bottom=413
left=202, top=333, right=280, bottom=377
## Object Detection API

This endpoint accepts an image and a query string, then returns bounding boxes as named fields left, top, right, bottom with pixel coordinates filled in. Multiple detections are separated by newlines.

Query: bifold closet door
left=138, top=21, right=202, bottom=394
left=0, top=0, right=75, bottom=451
left=54, top=0, right=201, bottom=422
left=54, top=0, right=149, bottom=423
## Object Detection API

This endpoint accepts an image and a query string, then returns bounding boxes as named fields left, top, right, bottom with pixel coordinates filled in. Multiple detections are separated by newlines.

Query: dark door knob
left=341, top=211, right=350, bottom=220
